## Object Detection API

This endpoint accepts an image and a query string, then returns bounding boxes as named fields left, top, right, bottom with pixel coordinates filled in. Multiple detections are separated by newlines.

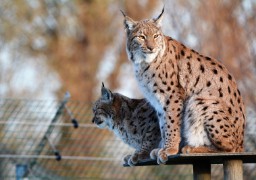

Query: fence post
left=193, top=163, right=211, bottom=180
left=223, top=160, right=243, bottom=180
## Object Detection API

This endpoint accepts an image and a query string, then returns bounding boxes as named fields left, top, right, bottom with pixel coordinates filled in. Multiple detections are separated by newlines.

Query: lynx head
left=92, top=83, right=115, bottom=129
left=121, top=8, right=166, bottom=65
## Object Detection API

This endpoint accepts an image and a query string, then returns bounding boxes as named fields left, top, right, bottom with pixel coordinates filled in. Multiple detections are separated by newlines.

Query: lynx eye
left=138, top=35, right=146, bottom=40
left=154, top=34, right=159, bottom=39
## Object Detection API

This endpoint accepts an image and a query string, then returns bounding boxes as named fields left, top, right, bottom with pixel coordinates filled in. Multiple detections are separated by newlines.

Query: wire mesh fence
left=0, top=96, right=255, bottom=180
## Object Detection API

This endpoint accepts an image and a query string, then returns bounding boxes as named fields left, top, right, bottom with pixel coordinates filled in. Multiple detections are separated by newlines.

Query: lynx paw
left=123, top=154, right=132, bottom=165
left=156, top=147, right=179, bottom=164
left=157, top=148, right=168, bottom=164
left=150, top=148, right=160, bottom=160
left=181, top=145, right=192, bottom=154
left=123, top=154, right=139, bottom=166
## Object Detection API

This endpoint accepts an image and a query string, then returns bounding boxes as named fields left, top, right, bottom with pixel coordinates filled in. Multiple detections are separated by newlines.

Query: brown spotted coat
left=122, top=9, right=245, bottom=164
left=92, top=84, right=161, bottom=166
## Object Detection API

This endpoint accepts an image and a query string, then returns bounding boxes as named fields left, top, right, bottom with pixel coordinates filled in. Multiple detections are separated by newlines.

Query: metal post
left=16, top=164, right=27, bottom=180
left=27, top=92, right=70, bottom=174
left=223, top=160, right=243, bottom=180
left=193, top=163, right=211, bottom=180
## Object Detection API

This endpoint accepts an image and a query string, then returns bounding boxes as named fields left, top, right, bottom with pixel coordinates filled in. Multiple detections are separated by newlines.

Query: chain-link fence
left=0, top=96, right=255, bottom=180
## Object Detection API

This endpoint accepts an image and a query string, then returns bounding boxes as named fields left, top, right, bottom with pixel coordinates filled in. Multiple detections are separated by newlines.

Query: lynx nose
left=147, top=44, right=154, bottom=51
left=146, top=40, right=155, bottom=52
left=148, top=46, right=154, bottom=51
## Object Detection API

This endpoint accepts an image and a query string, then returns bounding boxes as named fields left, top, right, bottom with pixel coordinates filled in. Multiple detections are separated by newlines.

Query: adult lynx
left=92, top=83, right=161, bottom=166
left=122, top=9, right=245, bottom=164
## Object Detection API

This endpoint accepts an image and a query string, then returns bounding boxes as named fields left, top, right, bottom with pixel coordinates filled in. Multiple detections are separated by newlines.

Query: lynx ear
left=154, top=8, right=164, bottom=27
left=101, top=82, right=113, bottom=102
left=120, top=10, right=137, bottom=31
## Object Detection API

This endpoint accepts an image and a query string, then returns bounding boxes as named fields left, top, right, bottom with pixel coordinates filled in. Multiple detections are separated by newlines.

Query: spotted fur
left=92, top=83, right=161, bottom=166
left=122, top=9, right=245, bottom=164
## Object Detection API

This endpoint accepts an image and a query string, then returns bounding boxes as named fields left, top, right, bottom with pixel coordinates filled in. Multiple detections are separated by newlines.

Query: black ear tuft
left=101, top=84, right=113, bottom=102
left=154, top=7, right=164, bottom=27
left=121, top=10, right=137, bottom=31
left=120, top=10, right=126, bottom=17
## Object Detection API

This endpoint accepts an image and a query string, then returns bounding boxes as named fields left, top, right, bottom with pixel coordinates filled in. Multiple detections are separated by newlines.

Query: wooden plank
left=123, top=152, right=256, bottom=167
left=193, top=162, right=211, bottom=180
left=224, top=160, right=243, bottom=180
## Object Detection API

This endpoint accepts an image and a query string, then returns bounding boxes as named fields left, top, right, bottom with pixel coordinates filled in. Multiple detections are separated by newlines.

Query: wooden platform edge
left=123, top=152, right=256, bottom=167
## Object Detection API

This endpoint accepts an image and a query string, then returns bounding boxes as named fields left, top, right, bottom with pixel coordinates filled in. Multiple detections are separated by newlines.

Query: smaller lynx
left=92, top=83, right=161, bottom=166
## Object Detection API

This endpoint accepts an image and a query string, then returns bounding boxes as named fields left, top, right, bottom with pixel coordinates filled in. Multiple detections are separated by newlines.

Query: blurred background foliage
left=0, top=0, right=256, bottom=179
left=1, top=0, right=256, bottom=104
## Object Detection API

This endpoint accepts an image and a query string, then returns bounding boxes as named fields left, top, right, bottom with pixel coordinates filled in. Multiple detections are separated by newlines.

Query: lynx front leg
left=150, top=111, right=165, bottom=160
left=157, top=97, right=183, bottom=164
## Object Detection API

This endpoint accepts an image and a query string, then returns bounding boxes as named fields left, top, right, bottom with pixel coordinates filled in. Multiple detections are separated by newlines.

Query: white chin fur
left=133, top=51, right=158, bottom=65
left=144, top=53, right=158, bottom=63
